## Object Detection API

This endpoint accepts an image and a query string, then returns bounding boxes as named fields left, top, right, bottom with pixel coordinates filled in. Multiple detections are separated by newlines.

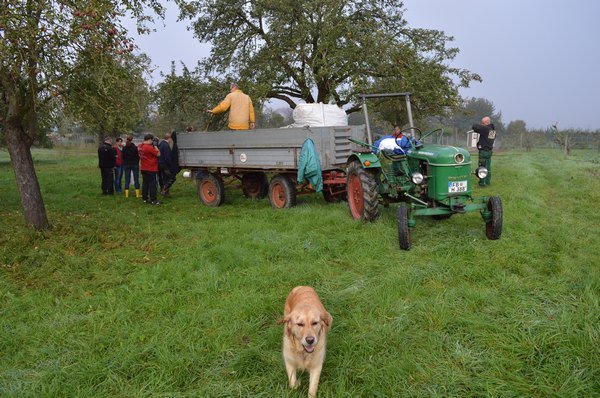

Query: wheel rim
left=271, top=182, right=286, bottom=208
left=348, top=172, right=363, bottom=219
left=201, top=180, right=217, bottom=204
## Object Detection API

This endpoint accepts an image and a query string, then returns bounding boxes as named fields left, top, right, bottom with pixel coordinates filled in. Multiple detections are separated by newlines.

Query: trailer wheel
left=269, top=174, right=297, bottom=209
left=485, top=196, right=503, bottom=240
left=198, top=173, right=225, bottom=207
left=346, top=161, right=379, bottom=221
left=242, top=172, right=269, bottom=199
left=397, top=203, right=412, bottom=250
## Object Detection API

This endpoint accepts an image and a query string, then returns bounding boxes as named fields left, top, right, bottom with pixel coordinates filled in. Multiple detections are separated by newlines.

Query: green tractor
left=346, top=93, right=503, bottom=250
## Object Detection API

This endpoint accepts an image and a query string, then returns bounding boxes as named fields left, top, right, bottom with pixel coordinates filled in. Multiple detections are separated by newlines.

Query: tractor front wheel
left=397, top=203, right=412, bottom=250
left=485, top=196, right=503, bottom=239
left=346, top=161, right=379, bottom=222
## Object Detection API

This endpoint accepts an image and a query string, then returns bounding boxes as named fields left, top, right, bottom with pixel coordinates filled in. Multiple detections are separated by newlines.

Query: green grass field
left=0, top=148, right=598, bottom=397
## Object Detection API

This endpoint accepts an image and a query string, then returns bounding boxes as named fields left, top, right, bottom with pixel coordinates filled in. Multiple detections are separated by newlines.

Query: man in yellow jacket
left=208, top=83, right=256, bottom=130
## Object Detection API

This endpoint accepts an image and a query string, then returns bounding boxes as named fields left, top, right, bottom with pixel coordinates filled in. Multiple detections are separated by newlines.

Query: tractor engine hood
left=409, top=145, right=471, bottom=166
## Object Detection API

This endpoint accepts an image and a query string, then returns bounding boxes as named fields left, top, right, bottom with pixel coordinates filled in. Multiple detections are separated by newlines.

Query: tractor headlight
left=454, top=153, right=465, bottom=163
left=476, top=167, right=488, bottom=179
left=411, top=172, right=424, bottom=184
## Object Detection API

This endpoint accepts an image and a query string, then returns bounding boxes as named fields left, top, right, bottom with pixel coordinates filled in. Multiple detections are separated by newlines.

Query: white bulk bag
left=291, top=103, right=348, bottom=127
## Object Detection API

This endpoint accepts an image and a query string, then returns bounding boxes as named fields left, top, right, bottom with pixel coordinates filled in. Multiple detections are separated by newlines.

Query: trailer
left=177, top=125, right=368, bottom=208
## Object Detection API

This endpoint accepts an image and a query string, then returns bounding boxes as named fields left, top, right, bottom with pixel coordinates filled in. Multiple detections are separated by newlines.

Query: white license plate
left=448, top=180, right=468, bottom=193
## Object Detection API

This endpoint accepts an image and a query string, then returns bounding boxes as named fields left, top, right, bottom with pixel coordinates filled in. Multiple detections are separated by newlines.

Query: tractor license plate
left=448, top=181, right=467, bottom=193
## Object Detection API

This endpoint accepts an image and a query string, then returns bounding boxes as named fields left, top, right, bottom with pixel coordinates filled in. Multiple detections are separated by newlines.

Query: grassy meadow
left=0, top=148, right=599, bottom=397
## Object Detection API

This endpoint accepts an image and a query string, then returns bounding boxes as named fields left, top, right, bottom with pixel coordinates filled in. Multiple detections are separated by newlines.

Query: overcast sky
left=128, top=0, right=600, bottom=130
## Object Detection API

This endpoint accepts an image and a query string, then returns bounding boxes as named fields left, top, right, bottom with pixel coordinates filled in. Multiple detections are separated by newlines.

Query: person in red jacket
left=113, top=137, right=124, bottom=193
left=138, top=133, right=161, bottom=204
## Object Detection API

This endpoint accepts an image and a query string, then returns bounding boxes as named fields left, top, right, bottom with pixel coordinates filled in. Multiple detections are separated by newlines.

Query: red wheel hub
left=202, top=181, right=217, bottom=204
left=271, top=183, right=286, bottom=208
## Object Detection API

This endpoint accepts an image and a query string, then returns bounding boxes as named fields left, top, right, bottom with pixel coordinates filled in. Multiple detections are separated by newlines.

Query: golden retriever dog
left=279, top=286, right=333, bottom=397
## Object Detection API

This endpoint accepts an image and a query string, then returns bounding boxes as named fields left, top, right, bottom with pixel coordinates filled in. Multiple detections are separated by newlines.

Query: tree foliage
left=65, top=49, right=152, bottom=140
left=152, top=63, right=229, bottom=133
left=505, top=119, right=530, bottom=150
left=152, top=64, right=289, bottom=132
left=436, top=97, right=504, bottom=133
left=177, top=0, right=480, bottom=123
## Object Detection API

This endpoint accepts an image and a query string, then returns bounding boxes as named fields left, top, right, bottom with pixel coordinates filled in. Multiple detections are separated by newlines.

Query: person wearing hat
left=98, top=137, right=117, bottom=195
left=138, top=133, right=161, bottom=204
left=207, top=82, right=255, bottom=130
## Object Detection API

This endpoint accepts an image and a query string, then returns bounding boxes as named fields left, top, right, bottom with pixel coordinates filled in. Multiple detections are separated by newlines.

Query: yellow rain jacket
left=211, top=89, right=255, bottom=130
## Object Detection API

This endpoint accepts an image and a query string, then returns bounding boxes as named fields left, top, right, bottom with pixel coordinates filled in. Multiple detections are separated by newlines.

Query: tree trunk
left=5, top=125, right=49, bottom=230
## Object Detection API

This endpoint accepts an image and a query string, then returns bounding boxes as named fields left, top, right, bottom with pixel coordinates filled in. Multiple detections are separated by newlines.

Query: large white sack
left=291, top=103, right=348, bottom=127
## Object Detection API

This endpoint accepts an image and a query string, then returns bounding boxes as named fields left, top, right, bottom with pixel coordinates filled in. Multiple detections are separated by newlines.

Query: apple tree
left=0, top=0, right=163, bottom=230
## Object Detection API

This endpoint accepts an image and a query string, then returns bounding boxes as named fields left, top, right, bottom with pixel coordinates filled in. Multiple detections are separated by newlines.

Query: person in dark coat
left=472, top=116, right=497, bottom=186
left=121, top=135, right=141, bottom=198
left=158, top=130, right=180, bottom=196
left=98, top=137, right=117, bottom=195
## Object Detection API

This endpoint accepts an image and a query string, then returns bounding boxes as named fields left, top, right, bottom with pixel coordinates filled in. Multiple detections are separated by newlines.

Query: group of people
left=98, top=131, right=180, bottom=205
left=96, top=82, right=255, bottom=203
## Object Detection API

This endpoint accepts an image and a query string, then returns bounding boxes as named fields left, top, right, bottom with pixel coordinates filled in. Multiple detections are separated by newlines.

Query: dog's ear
left=321, top=311, right=333, bottom=328
left=277, top=314, right=290, bottom=325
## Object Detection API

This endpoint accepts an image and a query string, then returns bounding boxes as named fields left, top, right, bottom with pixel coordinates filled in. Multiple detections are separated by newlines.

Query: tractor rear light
left=454, top=153, right=465, bottom=163
left=476, top=167, right=488, bottom=179
left=364, top=160, right=371, bottom=166
left=411, top=172, right=424, bottom=184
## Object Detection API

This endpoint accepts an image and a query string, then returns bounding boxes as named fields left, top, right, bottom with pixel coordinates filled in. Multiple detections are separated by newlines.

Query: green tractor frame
left=346, top=93, right=503, bottom=250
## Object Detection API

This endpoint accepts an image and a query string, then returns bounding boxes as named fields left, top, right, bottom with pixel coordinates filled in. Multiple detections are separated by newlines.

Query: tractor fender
left=347, top=153, right=381, bottom=169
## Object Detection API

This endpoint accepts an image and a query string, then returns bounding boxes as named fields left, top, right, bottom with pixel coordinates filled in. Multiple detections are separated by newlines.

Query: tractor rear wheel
left=346, top=161, right=379, bottom=221
left=485, top=196, right=503, bottom=239
left=242, top=172, right=269, bottom=199
left=268, top=174, right=297, bottom=209
left=198, top=173, right=225, bottom=207
left=397, top=203, right=412, bottom=250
